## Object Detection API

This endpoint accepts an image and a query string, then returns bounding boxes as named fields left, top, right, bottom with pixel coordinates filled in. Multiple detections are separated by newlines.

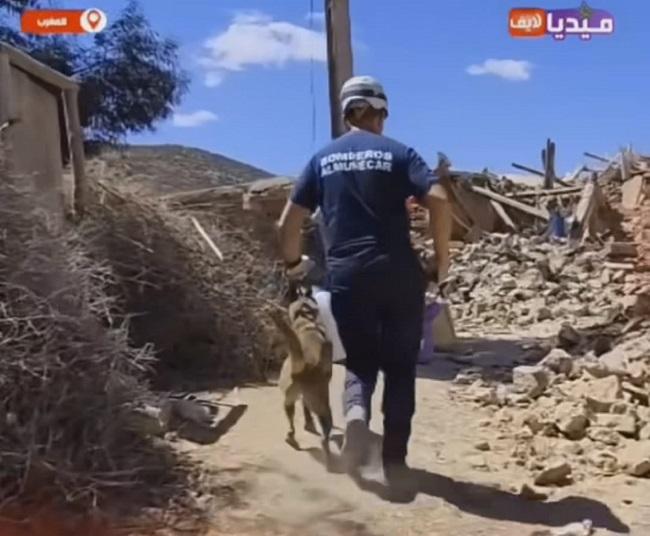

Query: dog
left=270, top=286, right=334, bottom=458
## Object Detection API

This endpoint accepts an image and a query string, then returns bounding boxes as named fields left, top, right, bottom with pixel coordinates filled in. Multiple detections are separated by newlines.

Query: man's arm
left=405, top=147, right=452, bottom=282
left=277, top=200, right=311, bottom=265
left=422, top=184, right=451, bottom=282
left=277, top=158, right=318, bottom=269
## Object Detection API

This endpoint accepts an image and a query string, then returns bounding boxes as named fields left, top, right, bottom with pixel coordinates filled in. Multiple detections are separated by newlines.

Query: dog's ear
left=269, top=308, right=303, bottom=361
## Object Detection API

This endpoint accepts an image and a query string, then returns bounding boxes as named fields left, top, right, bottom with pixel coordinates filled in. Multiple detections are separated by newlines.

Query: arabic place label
left=21, top=8, right=107, bottom=35
left=509, top=3, right=614, bottom=40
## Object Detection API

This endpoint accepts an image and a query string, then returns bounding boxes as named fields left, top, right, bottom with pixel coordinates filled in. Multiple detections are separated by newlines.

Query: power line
left=308, top=0, right=317, bottom=147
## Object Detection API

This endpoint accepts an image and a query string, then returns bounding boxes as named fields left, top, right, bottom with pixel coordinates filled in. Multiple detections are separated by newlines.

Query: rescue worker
left=277, top=75, right=451, bottom=489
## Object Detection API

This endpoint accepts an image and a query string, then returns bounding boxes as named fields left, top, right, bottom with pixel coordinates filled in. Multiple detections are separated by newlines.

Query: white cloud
left=204, top=71, right=225, bottom=88
left=466, top=59, right=533, bottom=81
left=172, top=110, right=219, bottom=128
left=199, top=11, right=327, bottom=86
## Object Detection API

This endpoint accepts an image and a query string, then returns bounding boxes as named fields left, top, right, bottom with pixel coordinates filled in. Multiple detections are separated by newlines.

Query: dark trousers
left=330, top=267, right=425, bottom=465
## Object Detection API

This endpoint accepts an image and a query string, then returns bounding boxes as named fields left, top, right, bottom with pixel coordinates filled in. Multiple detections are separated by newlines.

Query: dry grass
left=0, top=146, right=197, bottom=516
left=86, top=178, right=287, bottom=390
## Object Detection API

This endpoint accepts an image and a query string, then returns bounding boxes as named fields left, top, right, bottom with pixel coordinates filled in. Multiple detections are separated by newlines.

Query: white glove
left=285, top=255, right=315, bottom=281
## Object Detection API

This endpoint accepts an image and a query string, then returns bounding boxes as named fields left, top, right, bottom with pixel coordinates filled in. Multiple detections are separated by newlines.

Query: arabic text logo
left=509, top=9, right=547, bottom=37
left=21, top=8, right=108, bottom=35
left=509, top=2, right=614, bottom=40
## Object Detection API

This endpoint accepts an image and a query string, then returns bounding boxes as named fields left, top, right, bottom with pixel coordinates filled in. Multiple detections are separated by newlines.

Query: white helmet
left=340, top=75, right=388, bottom=117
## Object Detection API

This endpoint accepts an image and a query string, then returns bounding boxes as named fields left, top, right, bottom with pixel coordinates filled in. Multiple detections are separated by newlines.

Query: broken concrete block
left=618, top=442, right=650, bottom=477
left=540, top=348, right=574, bottom=375
left=584, top=375, right=623, bottom=413
left=468, top=385, right=499, bottom=406
left=588, top=450, right=618, bottom=475
left=554, top=402, right=589, bottom=440
left=501, top=274, right=517, bottom=290
left=513, top=365, right=550, bottom=399
left=639, top=424, right=650, bottom=441
left=606, top=241, right=638, bottom=258
left=587, top=427, right=620, bottom=447
left=534, top=459, right=572, bottom=486
left=592, top=413, right=637, bottom=437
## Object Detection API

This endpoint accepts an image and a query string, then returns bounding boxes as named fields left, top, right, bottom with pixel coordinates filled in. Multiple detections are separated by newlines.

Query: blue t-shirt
left=290, top=130, right=438, bottom=284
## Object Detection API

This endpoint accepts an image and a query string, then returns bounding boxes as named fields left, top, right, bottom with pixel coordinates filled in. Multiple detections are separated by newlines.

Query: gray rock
left=519, top=483, right=549, bottom=501
left=558, top=324, right=582, bottom=349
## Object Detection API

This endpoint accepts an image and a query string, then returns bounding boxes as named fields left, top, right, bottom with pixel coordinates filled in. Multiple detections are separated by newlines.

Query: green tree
left=0, top=0, right=188, bottom=142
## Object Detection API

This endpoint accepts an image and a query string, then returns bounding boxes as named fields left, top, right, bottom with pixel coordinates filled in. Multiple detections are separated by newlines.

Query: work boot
left=383, top=461, right=417, bottom=503
left=341, top=418, right=370, bottom=475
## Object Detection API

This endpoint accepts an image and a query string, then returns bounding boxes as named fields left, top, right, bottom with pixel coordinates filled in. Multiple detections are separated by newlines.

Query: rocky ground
left=163, top=329, right=650, bottom=536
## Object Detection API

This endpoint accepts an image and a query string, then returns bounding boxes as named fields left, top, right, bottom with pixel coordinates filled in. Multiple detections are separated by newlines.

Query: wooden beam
left=584, top=151, right=609, bottom=163
left=511, top=162, right=545, bottom=177
left=621, top=175, right=645, bottom=210
left=0, top=51, right=16, bottom=125
left=490, top=200, right=517, bottom=230
left=508, top=185, right=583, bottom=198
left=191, top=216, right=224, bottom=261
left=0, top=43, right=77, bottom=91
left=325, top=0, right=353, bottom=138
left=620, top=150, right=632, bottom=181
left=471, top=185, right=549, bottom=221
left=606, top=242, right=638, bottom=258
left=63, top=88, right=86, bottom=219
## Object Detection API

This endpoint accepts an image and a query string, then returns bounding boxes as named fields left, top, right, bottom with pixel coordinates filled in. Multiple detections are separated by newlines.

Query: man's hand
left=437, top=275, right=454, bottom=299
left=285, top=255, right=315, bottom=281
left=277, top=200, right=311, bottom=268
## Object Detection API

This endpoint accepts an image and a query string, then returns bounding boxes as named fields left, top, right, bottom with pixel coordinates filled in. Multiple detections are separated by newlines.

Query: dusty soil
left=170, top=329, right=650, bottom=536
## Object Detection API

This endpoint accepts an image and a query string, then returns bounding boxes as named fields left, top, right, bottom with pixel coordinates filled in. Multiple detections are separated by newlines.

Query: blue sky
left=90, top=0, right=649, bottom=178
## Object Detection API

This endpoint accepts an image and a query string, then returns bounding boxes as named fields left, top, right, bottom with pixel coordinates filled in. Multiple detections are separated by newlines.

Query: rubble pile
left=447, top=233, right=648, bottom=332
left=458, top=329, right=650, bottom=485
left=445, top=151, right=650, bottom=489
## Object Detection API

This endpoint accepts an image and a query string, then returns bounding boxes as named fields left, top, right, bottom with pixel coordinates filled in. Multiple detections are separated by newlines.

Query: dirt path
left=174, top=334, right=650, bottom=536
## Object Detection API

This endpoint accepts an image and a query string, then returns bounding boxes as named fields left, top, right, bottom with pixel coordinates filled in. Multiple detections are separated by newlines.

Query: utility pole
left=325, top=0, right=353, bottom=138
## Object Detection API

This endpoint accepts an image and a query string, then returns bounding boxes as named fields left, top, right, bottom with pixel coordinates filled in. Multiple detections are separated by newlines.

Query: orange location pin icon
left=80, top=8, right=107, bottom=33
left=87, top=10, right=101, bottom=29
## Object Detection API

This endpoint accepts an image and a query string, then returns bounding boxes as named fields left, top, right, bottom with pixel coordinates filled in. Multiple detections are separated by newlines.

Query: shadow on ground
left=417, top=336, right=552, bottom=382
left=306, top=430, right=629, bottom=534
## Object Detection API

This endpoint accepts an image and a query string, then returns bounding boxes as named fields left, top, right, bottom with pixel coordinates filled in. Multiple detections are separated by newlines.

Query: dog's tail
left=269, top=307, right=304, bottom=365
